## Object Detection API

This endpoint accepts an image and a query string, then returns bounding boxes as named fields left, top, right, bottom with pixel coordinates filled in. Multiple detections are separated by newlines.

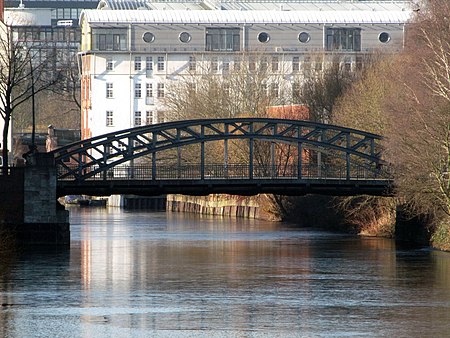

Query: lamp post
left=29, top=51, right=36, bottom=152
left=24, top=47, right=36, bottom=152
left=21, top=46, right=37, bottom=165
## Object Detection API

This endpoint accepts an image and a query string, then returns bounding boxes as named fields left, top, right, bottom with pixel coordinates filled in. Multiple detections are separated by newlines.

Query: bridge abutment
left=0, top=153, right=69, bottom=246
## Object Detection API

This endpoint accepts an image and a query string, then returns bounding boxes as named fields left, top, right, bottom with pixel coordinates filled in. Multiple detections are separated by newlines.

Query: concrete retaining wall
left=167, top=194, right=278, bottom=220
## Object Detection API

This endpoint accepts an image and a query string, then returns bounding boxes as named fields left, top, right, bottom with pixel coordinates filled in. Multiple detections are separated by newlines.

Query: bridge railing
left=57, top=163, right=391, bottom=181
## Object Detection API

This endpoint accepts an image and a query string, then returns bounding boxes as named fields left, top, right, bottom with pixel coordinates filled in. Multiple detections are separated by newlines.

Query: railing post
left=249, top=123, right=253, bottom=180
left=102, top=144, right=109, bottom=181
left=297, top=142, right=302, bottom=179
left=152, top=131, right=157, bottom=180
left=224, top=124, right=228, bottom=179
left=346, top=132, right=351, bottom=180
left=271, top=124, right=276, bottom=178
left=177, top=129, right=181, bottom=179
left=201, top=125, right=205, bottom=180
left=77, top=152, right=83, bottom=182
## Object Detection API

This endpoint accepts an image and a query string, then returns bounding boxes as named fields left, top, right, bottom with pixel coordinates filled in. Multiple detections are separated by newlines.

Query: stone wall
left=166, top=194, right=279, bottom=220
left=0, top=153, right=70, bottom=245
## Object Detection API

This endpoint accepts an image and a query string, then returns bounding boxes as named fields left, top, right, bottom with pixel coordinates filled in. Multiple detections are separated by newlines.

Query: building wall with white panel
left=78, top=1, right=413, bottom=142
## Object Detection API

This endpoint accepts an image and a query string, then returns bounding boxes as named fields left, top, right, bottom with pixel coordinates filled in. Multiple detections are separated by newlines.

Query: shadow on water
left=0, top=228, right=17, bottom=280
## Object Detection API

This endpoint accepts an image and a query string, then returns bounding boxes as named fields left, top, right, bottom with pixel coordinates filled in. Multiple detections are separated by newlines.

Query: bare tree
left=164, top=53, right=292, bottom=166
left=331, top=55, right=400, bottom=235
left=382, top=1, right=450, bottom=222
left=298, top=56, right=356, bottom=123
left=0, top=22, right=61, bottom=172
left=331, top=1, right=450, bottom=244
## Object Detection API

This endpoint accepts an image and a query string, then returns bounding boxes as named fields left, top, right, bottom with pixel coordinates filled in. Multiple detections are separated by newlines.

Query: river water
left=1, top=207, right=450, bottom=337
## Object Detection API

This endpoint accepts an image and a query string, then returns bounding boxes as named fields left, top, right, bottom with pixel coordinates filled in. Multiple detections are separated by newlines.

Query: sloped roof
left=95, top=0, right=413, bottom=11
left=81, top=8, right=412, bottom=26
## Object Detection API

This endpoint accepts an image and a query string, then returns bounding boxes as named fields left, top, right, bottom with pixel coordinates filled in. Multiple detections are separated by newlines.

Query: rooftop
left=96, top=0, right=413, bottom=11
left=81, top=8, right=412, bottom=25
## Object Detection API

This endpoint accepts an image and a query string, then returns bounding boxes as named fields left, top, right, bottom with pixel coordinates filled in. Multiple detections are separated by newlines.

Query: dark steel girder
left=51, top=118, right=387, bottom=181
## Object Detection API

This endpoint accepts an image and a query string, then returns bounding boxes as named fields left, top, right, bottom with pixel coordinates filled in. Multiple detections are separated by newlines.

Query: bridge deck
left=57, top=177, right=393, bottom=197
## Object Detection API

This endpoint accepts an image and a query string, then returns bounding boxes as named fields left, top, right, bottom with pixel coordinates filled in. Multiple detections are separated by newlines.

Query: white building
left=78, top=0, right=413, bottom=141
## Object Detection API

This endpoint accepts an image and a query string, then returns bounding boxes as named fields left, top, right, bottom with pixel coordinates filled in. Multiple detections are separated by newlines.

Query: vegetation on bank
left=161, top=1, right=450, bottom=248
left=333, top=1, right=450, bottom=249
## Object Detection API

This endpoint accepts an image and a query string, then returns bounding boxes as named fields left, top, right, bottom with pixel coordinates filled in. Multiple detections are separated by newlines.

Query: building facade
left=78, top=0, right=413, bottom=141
left=0, top=0, right=97, bottom=165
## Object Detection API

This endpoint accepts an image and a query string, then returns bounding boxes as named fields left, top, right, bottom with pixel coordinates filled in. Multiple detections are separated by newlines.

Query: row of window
left=186, top=55, right=359, bottom=73
left=52, top=8, right=84, bottom=21
left=140, top=27, right=391, bottom=51
left=106, top=56, right=165, bottom=72
left=134, top=83, right=165, bottom=99
left=106, top=83, right=165, bottom=99
left=14, top=27, right=81, bottom=43
left=95, top=26, right=392, bottom=52
left=106, top=55, right=359, bottom=74
left=106, top=110, right=163, bottom=127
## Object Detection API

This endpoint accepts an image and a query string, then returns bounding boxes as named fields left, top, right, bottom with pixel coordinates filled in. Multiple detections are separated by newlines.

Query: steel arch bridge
left=52, top=118, right=393, bottom=197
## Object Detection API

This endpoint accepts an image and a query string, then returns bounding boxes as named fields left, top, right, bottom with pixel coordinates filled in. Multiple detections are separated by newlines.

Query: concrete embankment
left=166, top=194, right=279, bottom=220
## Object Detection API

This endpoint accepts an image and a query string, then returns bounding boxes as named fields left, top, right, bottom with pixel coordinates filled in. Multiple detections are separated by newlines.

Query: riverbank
left=167, top=194, right=432, bottom=246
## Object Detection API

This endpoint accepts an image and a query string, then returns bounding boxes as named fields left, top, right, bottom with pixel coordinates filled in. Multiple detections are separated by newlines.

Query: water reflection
left=0, top=208, right=449, bottom=337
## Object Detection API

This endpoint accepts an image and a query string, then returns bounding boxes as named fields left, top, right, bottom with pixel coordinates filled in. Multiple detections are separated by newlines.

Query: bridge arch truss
left=52, top=118, right=391, bottom=196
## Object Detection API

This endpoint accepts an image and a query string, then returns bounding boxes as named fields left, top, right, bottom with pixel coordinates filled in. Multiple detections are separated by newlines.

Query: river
left=1, top=207, right=450, bottom=337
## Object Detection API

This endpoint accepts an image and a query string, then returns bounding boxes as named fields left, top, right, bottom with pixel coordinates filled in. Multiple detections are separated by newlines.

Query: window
left=270, top=83, right=279, bottom=98
left=98, top=34, right=107, bottom=50
left=233, top=58, right=241, bottom=71
left=146, top=84, right=154, bottom=104
left=113, top=35, right=121, bottom=51
left=135, top=57, right=142, bottom=71
left=134, top=111, right=142, bottom=126
left=211, top=57, right=218, bottom=72
left=146, top=57, right=153, bottom=71
left=343, top=57, right=352, bottom=71
left=157, top=56, right=165, bottom=71
left=146, top=83, right=153, bottom=98
left=157, top=83, right=165, bottom=98
left=249, top=59, right=256, bottom=72
left=223, top=60, right=230, bottom=73
left=315, top=58, right=322, bottom=71
left=143, top=32, right=155, bottom=43
left=356, top=56, right=364, bottom=71
left=95, top=31, right=127, bottom=51
left=303, top=56, right=311, bottom=72
left=146, top=111, right=153, bottom=125
left=106, top=111, right=114, bottom=126
left=205, top=28, right=240, bottom=51
left=106, top=83, right=113, bottom=98
left=292, top=82, right=301, bottom=101
left=179, top=32, right=191, bottom=43
left=298, top=32, right=310, bottom=43
left=106, top=58, right=114, bottom=71
left=189, top=56, right=196, bottom=72
left=257, top=32, right=270, bottom=43
left=224, top=83, right=230, bottom=97
left=292, top=57, right=299, bottom=72
left=260, top=57, right=268, bottom=71
left=261, top=83, right=267, bottom=96
left=379, top=32, right=390, bottom=43
left=326, top=28, right=361, bottom=51
left=135, top=83, right=142, bottom=98
left=157, top=111, right=165, bottom=123
left=272, top=56, right=279, bottom=72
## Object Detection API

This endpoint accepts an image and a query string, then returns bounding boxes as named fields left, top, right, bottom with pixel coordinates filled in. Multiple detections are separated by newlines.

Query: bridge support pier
left=0, top=153, right=69, bottom=246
